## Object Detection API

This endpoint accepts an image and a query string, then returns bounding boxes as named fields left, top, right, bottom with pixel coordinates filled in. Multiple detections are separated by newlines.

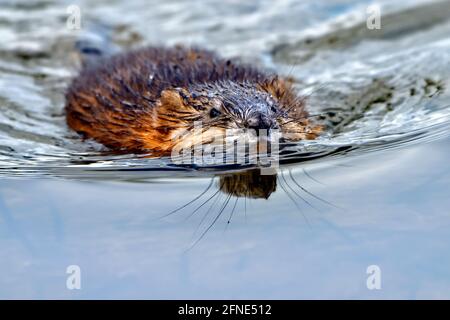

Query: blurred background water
left=0, top=0, right=450, bottom=299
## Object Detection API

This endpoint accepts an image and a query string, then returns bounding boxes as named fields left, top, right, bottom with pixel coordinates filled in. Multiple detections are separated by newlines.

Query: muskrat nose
left=246, top=117, right=261, bottom=130
left=246, top=115, right=277, bottom=136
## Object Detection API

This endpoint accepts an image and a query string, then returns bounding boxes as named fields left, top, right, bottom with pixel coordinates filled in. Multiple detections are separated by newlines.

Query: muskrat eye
left=209, top=108, right=221, bottom=118
left=271, top=106, right=277, bottom=113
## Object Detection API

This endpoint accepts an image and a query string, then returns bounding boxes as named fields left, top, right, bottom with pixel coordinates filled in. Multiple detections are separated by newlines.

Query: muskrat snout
left=245, top=114, right=279, bottom=133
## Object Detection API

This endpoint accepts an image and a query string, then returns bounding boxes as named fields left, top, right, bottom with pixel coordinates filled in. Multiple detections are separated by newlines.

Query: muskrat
left=65, top=46, right=321, bottom=155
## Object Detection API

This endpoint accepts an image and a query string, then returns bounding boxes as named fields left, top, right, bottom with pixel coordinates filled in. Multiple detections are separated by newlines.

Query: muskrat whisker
left=192, top=189, right=224, bottom=234
left=301, top=82, right=333, bottom=99
left=190, top=193, right=233, bottom=249
left=275, top=96, right=305, bottom=118
left=281, top=130, right=318, bottom=136
left=283, top=57, right=302, bottom=81
left=225, top=197, right=239, bottom=230
left=278, top=176, right=310, bottom=226
left=290, top=169, right=340, bottom=209
left=281, top=170, right=319, bottom=213
left=302, top=168, right=325, bottom=185
left=280, top=112, right=328, bottom=123
left=275, top=81, right=333, bottom=119
left=185, top=186, right=222, bottom=222
left=159, top=178, right=214, bottom=219
left=187, top=116, right=234, bottom=130
left=303, top=112, right=330, bottom=119
left=279, top=113, right=327, bottom=126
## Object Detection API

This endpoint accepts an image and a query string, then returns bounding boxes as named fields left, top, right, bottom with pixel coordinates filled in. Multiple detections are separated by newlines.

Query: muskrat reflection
left=219, top=169, right=276, bottom=199
left=163, top=168, right=336, bottom=247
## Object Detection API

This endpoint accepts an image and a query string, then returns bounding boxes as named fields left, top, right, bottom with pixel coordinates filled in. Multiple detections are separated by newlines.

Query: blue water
left=0, top=137, right=449, bottom=299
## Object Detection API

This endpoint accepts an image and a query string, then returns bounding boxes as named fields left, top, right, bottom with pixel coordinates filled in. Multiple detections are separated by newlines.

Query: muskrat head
left=152, top=79, right=321, bottom=153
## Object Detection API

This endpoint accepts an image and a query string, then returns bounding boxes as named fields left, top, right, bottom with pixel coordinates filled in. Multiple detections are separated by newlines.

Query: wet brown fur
left=66, top=46, right=320, bottom=154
